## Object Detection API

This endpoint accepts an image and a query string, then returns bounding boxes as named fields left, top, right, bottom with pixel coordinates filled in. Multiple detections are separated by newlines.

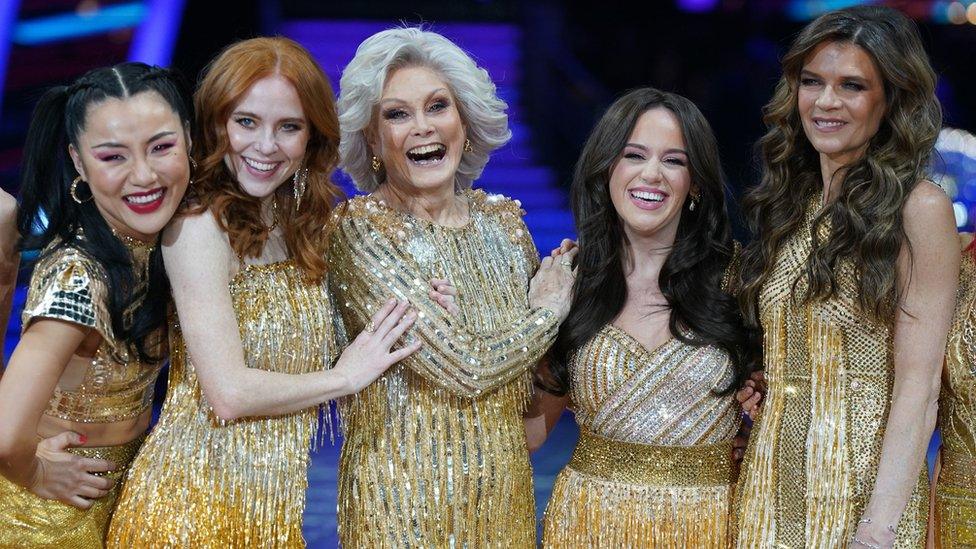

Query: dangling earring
left=71, top=176, right=91, bottom=204
left=688, top=192, right=700, bottom=211
left=463, top=138, right=473, bottom=153
left=371, top=156, right=381, bottom=172
left=188, top=157, right=198, bottom=186
left=293, top=163, right=309, bottom=211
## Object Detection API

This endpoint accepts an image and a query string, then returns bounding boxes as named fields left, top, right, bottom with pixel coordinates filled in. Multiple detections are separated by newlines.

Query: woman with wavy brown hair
left=735, top=6, right=957, bottom=548
left=106, top=37, right=425, bottom=547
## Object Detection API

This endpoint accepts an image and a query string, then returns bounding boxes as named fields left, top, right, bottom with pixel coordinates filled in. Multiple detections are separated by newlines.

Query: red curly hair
left=187, top=36, right=341, bottom=282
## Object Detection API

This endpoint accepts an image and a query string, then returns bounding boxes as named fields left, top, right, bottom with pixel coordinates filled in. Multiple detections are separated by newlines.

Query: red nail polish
left=79, top=435, right=87, bottom=444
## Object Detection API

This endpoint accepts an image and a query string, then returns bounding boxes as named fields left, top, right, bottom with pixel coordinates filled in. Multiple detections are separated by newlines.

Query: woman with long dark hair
left=0, top=62, right=192, bottom=545
left=735, top=6, right=956, bottom=547
left=527, top=87, right=756, bottom=547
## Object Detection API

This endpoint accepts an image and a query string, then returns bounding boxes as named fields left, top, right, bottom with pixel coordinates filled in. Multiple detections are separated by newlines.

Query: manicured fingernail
left=79, top=435, right=87, bottom=444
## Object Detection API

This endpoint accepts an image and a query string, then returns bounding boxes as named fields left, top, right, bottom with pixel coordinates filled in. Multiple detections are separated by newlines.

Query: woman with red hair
left=106, top=37, right=428, bottom=547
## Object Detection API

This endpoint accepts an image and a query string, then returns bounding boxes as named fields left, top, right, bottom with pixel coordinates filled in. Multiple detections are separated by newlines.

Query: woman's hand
left=333, top=298, right=422, bottom=393
left=429, top=278, right=459, bottom=316
left=529, top=247, right=578, bottom=323
left=29, top=431, right=116, bottom=509
left=549, top=238, right=577, bottom=258
left=736, top=370, right=766, bottom=420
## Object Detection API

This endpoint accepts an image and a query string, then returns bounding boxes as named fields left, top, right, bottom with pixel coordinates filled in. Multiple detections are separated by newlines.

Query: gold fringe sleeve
left=327, top=201, right=559, bottom=399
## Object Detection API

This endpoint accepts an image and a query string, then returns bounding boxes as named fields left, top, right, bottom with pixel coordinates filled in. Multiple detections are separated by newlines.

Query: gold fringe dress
left=938, top=244, right=976, bottom=547
left=0, top=239, right=164, bottom=548
left=328, top=190, right=559, bottom=548
left=106, top=260, right=338, bottom=548
left=734, top=196, right=929, bottom=548
left=541, top=326, right=740, bottom=548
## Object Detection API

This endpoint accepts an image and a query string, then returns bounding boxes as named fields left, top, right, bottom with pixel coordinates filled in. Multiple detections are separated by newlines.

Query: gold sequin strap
left=568, top=429, right=734, bottom=487
left=22, top=245, right=113, bottom=340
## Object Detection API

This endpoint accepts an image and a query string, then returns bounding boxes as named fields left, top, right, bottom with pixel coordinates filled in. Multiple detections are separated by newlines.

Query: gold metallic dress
left=735, top=197, right=928, bottom=548
left=542, top=326, right=740, bottom=548
left=938, top=245, right=976, bottom=547
left=106, top=260, right=337, bottom=548
left=328, top=190, right=559, bottom=548
left=0, top=240, right=163, bottom=549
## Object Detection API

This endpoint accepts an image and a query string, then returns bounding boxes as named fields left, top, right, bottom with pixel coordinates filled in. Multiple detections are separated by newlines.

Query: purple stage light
left=129, top=0, right=186, bottom=66
left=677, top=0, right=719, bottom=12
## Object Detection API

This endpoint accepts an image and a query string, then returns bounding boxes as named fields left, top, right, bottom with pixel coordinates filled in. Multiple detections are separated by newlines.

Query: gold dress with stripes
left=0, top=240, right=163, bottom=549
left=328, top=190, right=559, bottom=548
left=542, top=326, right=740, bottom=548
left=106, top=260, right=338, bottom=548
left=734, top=196, right=928, bottom=548
left=938, top=246, right=976, bottom=547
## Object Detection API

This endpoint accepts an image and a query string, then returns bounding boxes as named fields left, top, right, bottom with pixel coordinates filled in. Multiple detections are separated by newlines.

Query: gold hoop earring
left=70, top=176, right=92, bottom=204
left=463, top=138, right=472, bottom=153
left=371, top=156, right=381, bottom=172
left=293, top=163, right=308, bottom=211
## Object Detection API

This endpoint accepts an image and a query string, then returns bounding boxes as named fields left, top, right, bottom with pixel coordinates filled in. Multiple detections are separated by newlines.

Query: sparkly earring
left=293, top=164, right=309, bottom=211
left=188, top=157, right=197, bottom=186
left=463, top=138, right=472, bottom=153
left=371, top=156, right=381, bottom=172
left=70, top=176, right=91, bottom=204
left=688, top=192, right=700, bottom=211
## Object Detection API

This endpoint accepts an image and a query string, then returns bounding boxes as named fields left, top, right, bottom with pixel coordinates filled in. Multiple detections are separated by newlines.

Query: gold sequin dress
left=328, top=190, right=559, bottom=548
left=542, top=326, right=739, bottom=548
left=735, top=196, right=928, bottom=548
left=106, top=260, right=338, bottom=548
left=938, top=244, right=976, bottom=547
left=0, top=239, right=163, bottom=548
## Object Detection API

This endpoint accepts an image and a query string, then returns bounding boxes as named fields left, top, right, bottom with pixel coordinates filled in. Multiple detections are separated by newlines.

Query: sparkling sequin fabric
left=106, top=261, right=337, bottom=548
left=542, top=325, right=739, bottom=548
left=735, top=196, right=928, bottom=548
left=0, top=436, right=143, bottom=548
left=21, top=241, right=164, bottom=423
left=938, top=247, right=976, bottom=547
left=328, top=190, right=558, bottom=548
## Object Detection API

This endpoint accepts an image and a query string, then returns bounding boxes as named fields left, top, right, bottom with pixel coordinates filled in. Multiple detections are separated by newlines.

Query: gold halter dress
left=106, top=260, right=338, bottom=548
left=0, top=239, right=164, bottom=548
left=938, top=244, right=976, bottom=547
left=734, top=196, right=928, bottom=548
left=541, top=326, right=740, bottom=548
left=328, top=190, right=559, bottom=548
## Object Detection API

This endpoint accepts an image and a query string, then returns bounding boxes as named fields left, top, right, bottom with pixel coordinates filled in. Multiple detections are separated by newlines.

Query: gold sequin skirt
left=938, top=451, right=976, bottom=548
left=542, top=429, right=734, bottom=548
left=0, top=435, right=144, bottom=549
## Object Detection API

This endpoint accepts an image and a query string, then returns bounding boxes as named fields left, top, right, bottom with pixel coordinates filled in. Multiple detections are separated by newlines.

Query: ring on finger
left=560, top=260, right=572, bottom=267
left=365, top=320, right=376, bottom=333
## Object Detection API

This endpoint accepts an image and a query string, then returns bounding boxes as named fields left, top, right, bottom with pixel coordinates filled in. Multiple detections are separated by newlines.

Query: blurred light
left=931, top=1, right=950, bottom=23
left=677, top=0, right=719, bottom=12
left=787, top=0, right=869, bottom=21
left=967, top=2, right=976, bottom=23
left=128, top=0, right=186, bottom=66
left=954, top=202, right=968, bottom=229
left=948, top=1, right=967, bottom=24
left=13, top=2, right=145, bottom=45
left=0, top=0, right=21, bottom=121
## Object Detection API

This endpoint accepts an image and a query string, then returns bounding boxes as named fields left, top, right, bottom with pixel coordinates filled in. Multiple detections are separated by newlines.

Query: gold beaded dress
left=541, top=326, right=740, bottom=548
left=938, top=242, right=976, bottom=547
left=328, top=190, right=559, bottom=548
left=735, top=196, right=928, bottom=548
left=0, top=239, right=164, bottom=548
left=106, top=260, right=338, bottom=548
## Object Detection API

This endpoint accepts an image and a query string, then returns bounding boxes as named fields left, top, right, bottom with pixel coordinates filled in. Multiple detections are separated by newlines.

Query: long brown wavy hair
left=186, top=37, right=341, bottom=281
left=738, top=6, right=941, bottom=326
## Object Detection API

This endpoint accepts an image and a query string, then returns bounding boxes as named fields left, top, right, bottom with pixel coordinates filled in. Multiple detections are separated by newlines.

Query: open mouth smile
left=123, top=187, right=166, bottom=214
left=405, top=143, right=447, bottom=166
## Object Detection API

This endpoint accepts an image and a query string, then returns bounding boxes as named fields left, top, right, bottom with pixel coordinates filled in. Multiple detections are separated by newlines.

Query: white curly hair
left=337, top=26, right=511, bottom=192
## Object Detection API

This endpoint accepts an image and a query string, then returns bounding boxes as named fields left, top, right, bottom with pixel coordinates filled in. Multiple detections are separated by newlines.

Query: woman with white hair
left=328, top=27, right=575, bottom=547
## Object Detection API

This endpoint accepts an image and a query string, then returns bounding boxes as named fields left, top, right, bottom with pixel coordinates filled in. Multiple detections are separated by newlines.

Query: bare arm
left=524, top=358, right=570, bottom=452
left=164, top=212, right=419, bottom=422
left=0, top=320, right=114, bottom=507
left=0, top=189, right=19, bottom=367
left=855, top=183, right=959, bottom=546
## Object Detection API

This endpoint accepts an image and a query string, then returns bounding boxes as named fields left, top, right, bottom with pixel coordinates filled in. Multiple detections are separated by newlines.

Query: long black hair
left=545, top=87, right=758, bottom=396
left=16, top=62, right=192, bottom=361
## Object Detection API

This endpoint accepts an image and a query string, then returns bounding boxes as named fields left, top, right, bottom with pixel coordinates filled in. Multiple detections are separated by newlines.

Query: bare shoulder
left=161, top=209, right=233, bottom=280
left=0, top=188, right=16, bottom=221
left=904, top=181, right=953, bottom=220
left=163, top=209, right=228, bottom=249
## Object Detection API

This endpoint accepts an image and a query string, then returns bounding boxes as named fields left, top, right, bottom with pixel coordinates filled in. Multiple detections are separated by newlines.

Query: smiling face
left=608, top=107, right=692, bottom=245
left=797, top=40, right=887, bottom=168
left=371, top=65, right=466, bottom=193
left=224, top=74, right=310, bottom=199
left=69, top=91, right=190, bottom=242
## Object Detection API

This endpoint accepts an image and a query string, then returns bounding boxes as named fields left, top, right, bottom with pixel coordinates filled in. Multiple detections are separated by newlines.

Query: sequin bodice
left=735, top=196, right=928, bottom=548
left=22, top=242, right=164, bottom=423
left=328, top=190, right=559, bottom=548
left=941, top=248, right=976, bottom=481
left=569, top=325, right=739, bottom=446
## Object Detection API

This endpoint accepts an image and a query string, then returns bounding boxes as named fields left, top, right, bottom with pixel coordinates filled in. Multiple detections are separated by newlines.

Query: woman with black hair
left=0, top=62, right=192, bottom=545
left=527, top=87, right=756, bottom=547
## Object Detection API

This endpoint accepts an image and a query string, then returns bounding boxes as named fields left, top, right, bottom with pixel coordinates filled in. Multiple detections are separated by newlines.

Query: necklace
left=109, top=227, right=156, bottom=329
left=265, top=197, right=279, bottom=233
